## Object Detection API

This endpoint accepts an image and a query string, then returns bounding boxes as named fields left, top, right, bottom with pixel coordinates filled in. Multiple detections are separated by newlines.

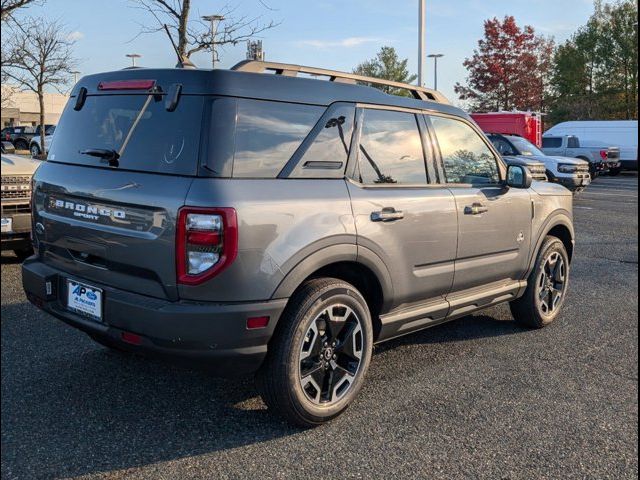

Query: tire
left=13, top=247, right=33, bottom=261
left=510, top=236, right=570, bottom=329
left=608, top=167, right=622, bottom=176
left=30, top=143, right=40, bottom=157
left=256, top=278, right=373, bottom=427
left=509, top=235, right=570, bottom=328
left=14, top=139, right=28, bottom=151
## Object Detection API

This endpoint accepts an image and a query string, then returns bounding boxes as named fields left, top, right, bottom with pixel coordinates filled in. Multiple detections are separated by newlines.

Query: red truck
left=471, top=112, right=543, bottom=147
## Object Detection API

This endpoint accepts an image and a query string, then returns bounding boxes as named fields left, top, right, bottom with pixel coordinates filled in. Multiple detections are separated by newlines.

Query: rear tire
left=510, top=236, right=570, bottom=329
left=14, top=139, right=28, bottom=151
left=256, top=278, right=373, bottom=427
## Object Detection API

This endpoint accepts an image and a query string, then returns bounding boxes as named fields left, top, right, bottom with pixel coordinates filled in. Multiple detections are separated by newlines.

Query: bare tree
left=0, top=0, right=40, bottom=21
left=132, top=0, right=279, bottom=64
left=2, top=17, right=77, bottom=155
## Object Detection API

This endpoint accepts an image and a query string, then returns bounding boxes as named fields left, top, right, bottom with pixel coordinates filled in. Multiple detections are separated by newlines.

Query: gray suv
left=22, top=61, right=575, bottom=426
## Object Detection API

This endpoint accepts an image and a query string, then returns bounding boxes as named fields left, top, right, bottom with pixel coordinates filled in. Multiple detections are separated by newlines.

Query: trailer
left=471, top=112, right=543, bottom=147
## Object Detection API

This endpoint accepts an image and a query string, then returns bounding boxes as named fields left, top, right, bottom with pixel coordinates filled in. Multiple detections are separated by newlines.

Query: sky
left=8, top=0, right=605, bottom=105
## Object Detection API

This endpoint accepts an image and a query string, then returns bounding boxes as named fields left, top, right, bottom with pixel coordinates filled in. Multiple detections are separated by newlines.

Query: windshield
left=48, top=94, right=204, bottom=175
left=508, top=136, right=545, bottom=156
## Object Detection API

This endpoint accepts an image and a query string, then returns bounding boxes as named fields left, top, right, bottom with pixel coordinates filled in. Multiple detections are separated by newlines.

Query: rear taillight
left=600, top=150, right=608, bottom=160
left=176, top=207, right=238, bottom=285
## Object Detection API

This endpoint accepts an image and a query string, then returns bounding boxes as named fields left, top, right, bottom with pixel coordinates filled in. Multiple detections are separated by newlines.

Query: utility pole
left=125, top=53, right=141, bottom=67
left=202, top=14, right=225, bottom=68
left=418, top=0, right=425, bottom=87
left=71, top=70, right=80, bottom=84
left=427, top=53, right=444, bottom=90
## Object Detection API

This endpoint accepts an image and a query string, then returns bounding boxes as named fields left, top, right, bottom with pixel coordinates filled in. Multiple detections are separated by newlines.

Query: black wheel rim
left=298, top=304, right=364, bottom=405
left=537, top=251, right=566, bottom=316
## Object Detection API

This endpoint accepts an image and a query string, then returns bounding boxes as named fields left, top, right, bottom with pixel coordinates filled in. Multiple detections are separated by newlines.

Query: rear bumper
left=22, top=259, right=288, bottom=376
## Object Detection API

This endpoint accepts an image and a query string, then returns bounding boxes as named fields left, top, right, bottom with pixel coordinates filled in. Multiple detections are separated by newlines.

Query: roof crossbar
left=231, top=60, right=449, bottom=104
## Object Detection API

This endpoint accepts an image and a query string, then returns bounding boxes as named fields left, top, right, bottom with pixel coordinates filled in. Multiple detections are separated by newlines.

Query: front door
left=427, top=114, right=532, bottom=293
left=347, top=107, right=458, bottom=312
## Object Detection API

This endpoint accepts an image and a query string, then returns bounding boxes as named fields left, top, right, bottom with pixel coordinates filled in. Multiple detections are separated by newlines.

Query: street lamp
left=126, top=53, right=141, bottom=67
left=427, top=53, right=444, bottom=90
left=418, top=0, right=426, bottom=87
left=202, top=14, right=225, bottom=69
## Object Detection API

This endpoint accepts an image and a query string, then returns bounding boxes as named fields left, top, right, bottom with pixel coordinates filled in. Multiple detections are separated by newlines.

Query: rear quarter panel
left=182, top=178, right=356, bottom=302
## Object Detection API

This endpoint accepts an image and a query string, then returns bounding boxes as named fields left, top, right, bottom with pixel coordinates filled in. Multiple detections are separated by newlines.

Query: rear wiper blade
left=79, top=148, right=120, bottom=167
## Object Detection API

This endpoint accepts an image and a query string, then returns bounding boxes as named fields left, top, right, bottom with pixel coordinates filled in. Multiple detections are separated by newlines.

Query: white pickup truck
left=541, top=135, right=621, bottom=177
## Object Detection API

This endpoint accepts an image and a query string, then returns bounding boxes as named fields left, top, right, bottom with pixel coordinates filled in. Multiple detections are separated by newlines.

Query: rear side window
left=289, top=104, right=356, bottom=179
left=357, top=109, right=427, bottom=185
left=48, top=94, right=204, bottom=176
left=232, top=99, right=323, bottom=178
left=429, top=115, right=499, bottom=184
left=542, top=137, right=562, bottom=148
left=567, top=136, right=580, bottom=148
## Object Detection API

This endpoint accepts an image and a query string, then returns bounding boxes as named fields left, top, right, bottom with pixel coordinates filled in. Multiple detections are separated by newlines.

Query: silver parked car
left=22, top=61, right=575, bottom=426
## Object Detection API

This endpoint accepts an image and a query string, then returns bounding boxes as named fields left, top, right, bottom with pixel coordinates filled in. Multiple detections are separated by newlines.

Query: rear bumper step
left=22, top=259, right=288, bottom=376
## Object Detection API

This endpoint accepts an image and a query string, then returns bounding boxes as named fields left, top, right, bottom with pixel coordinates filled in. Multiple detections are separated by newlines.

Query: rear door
left=347, top=107, right=457, bottom=314
left=33, top=88, right=206, bottom=301
left=427, top=114, right=532, bottom=293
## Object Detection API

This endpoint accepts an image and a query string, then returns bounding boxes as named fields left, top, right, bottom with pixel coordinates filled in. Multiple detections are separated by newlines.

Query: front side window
left=430, top=116, right=500, bottom=185
left=489, top=135, right=517, bottom=156
left=357, top=109, right=426, bottom=185
left=233, top=99, right=324, bottom=178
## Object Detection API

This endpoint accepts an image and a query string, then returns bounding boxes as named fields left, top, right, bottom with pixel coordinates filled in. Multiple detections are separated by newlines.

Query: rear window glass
left=232, top=99, right=323, bottom=178
left=48, top=94, right=204, bottom=175
left=542, top=137, right=562, bottom=148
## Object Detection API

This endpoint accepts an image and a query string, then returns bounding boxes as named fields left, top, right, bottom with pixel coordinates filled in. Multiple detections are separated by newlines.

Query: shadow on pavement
left=1, top=301, right=525, bottom=478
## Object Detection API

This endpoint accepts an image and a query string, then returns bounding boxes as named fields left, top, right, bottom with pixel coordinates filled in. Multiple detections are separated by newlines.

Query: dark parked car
left=22, top=61, right=575, bottom=426
left=1, top=124, right=55, bottom=151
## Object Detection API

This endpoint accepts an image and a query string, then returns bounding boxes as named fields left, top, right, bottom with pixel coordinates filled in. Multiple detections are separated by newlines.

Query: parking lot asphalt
left=1, top=175, right=638, bottom=480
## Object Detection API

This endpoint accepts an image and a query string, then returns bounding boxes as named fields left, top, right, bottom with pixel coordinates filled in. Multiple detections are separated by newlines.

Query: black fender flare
left=271, top=243, right=394, bottom=310
left=525, top=211, right=574, bottom=279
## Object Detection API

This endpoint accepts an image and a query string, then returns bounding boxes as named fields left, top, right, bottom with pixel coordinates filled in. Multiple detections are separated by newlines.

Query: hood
left=524, top=154, right=589, bottom=166
left=503, top=155, right=545, bottom=167
left=531, top=181, right=572, bottom=197
left=1, top=154, right=42, bottom=175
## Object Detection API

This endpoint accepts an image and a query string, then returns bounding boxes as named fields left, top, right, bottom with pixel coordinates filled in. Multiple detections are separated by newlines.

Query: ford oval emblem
left=35, top=222, right=45, bottom=235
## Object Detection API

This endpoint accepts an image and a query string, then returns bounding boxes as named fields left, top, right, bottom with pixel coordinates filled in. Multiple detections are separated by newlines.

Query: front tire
left=30, top=143, right=40, bottom=157
left=510, top=236, right=570, bottom=328
left=257, top=278, right=373, bottom=427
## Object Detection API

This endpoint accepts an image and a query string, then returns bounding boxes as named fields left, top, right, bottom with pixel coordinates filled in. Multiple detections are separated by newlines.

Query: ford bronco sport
left=22, top=61, right=575, bottom=427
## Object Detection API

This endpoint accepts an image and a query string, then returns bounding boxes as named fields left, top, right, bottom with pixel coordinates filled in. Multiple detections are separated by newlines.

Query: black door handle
left=371, top=207, right=404, bottom=222
left=464, top=203, right=489, bottom=215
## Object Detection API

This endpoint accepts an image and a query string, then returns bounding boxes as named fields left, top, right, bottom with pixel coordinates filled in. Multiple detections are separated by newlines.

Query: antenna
left=163, top=24, right=196, bottom=69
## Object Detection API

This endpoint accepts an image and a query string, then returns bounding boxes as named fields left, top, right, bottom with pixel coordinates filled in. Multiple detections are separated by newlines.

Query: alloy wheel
left=298, top=304, right=364, bottom=405
left=537, top=251, right=566, bottom=315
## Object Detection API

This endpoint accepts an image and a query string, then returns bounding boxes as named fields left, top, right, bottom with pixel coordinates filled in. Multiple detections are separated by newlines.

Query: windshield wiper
left=80, top=148, right=120, bottom=167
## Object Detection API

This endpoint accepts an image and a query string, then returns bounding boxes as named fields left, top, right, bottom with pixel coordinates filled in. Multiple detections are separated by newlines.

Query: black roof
left=72, top=66, right=467, bottom=119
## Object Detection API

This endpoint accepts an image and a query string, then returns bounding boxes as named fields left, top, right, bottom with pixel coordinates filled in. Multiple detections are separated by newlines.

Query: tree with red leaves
left=455, top=16, right=555, bottom=112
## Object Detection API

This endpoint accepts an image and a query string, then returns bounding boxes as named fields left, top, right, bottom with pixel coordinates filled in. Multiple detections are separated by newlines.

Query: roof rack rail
left=231, top=60, right=449, bottom=104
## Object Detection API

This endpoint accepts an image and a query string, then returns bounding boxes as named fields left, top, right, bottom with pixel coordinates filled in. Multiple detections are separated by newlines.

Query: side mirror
left=507, top=165, right=533, bottom=189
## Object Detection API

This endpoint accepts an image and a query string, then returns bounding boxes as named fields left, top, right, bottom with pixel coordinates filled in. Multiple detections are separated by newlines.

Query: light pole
left=418, top=0, right=425, bottom=87
left=202, top=14, right=225, bottom=68
left=126, top=53, right=141, bottom=67
left=427, top=53, right=444, bottom=90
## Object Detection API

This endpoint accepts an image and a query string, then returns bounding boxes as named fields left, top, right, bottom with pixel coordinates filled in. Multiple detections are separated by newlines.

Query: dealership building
left=1, top=85, right=68, bottom=128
